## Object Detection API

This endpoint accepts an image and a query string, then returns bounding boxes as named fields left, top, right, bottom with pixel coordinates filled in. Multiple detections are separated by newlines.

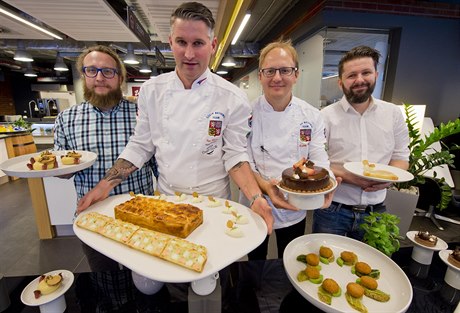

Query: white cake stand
left=439, top=250, right=460, bottom=290
left=406, top=231, right=448, bottom=265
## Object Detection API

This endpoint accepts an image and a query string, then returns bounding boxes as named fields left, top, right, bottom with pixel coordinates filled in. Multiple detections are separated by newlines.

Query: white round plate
left=439, top=250, right=460, bottom=272
left=277, top=177, right=338, bottom=196
left=277, top=178, right=337, bottom=210
left=344, top=162, right=414, bottom=183
left=74, top=194, right=267, bottom=283
left=21, top=270, right=74, bottom=306
left=283, top=234, right=412, bottom=313
left=406, top=231, right=448, bottom=251
left=0, top=150, right=97, bottom=178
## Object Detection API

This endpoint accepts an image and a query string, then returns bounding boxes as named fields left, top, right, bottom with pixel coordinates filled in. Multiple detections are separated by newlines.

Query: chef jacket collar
left=260, top=94, right=294, bottom=112
left=339, top=95, right=377, bottom=114
left=172, top=68, right=210, bottom=90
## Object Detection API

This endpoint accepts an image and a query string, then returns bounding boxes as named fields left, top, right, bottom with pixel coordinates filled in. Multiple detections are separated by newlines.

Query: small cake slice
left=61, top=150, right=82, bottom=165
left=76, top=212, right=111, bottom=232
left=448, top=246, right=460, bottom=268
left=159, top=238, right=207, bottom=272
left=127, top=228, right=172, bottom=257
left=414, top=231, right=438, bottom=247
left=97, top=219, right=139, bottom=244
left=362, top=160, right=398, bottom=180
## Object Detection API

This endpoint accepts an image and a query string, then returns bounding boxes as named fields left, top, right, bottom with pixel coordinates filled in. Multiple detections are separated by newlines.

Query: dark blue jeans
left=312, top=202, right=386, bottom=241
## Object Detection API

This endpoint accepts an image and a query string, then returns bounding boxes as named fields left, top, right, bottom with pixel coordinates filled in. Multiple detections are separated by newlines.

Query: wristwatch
left=249, top=193, right=264, bottom=207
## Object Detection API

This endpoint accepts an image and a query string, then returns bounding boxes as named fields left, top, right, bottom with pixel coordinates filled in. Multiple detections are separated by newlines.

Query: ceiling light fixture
left=231, top=13, right=251, bottom=45
left=124, top=43, right=139, bottom=65
left=222, top=55, right=236, bottom=67
left=139, top=54, right=151, bottom=73
left=216, top=68, right=228, bottom=75
left=0, top=7, right=63, bottom=40
left=54, top=53, right=68, bottom=71
left=14, top=41, right=33, bottom=62
left=211, top=0, right=247, bottom=71
left=24, top=63, right=37, bottom=77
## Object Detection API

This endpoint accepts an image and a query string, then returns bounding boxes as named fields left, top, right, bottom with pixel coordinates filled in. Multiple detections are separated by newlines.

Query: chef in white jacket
left=242, top=39, right=338, bottom=259
left=77, top=2, right=276, bottom=233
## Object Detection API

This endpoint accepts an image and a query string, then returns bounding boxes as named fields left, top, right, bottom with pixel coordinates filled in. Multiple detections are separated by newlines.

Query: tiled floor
left=1, top=178, right=460, bottom=278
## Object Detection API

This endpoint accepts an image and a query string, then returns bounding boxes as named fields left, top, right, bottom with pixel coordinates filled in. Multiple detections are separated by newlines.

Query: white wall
left=293, top=34, right=324, bottom=108
left=237, top=35, right=324, bottom=106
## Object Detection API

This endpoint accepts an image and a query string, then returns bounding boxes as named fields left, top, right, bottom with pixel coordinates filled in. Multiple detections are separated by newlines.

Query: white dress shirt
left=244, top=95, right=330, bottom=229
left=321, top=96, right=410, bottom=206
left=119, top=68, right=251, bottom=198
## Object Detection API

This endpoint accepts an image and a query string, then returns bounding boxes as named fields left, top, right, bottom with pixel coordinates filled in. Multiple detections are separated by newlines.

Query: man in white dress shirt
left=312, top=45, right=410, bottom=240
left=76, top=2, right=275, bottom=233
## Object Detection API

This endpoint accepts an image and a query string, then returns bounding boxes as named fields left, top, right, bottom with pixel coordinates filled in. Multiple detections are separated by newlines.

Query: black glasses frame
left=259, top=67, right=298, bottom=78
left=82, top=66, right=119, bottom=79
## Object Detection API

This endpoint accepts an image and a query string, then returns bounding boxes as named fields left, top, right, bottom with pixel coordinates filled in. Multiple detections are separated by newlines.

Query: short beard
left=84, top=84, right=123, bottom=110
left=343, top=82, right=375, bottom=105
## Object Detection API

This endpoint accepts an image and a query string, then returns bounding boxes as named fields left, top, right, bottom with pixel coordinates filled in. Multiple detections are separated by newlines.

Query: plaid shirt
left=54, top=99, right=158, bottom=199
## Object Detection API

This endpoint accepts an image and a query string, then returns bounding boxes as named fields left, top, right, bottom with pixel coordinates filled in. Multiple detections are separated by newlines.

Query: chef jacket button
left=192, top=143, right=196, bottom=147
left=189, top=166, right=193, bottom=169
left=165, top=164, right=169, bottom=168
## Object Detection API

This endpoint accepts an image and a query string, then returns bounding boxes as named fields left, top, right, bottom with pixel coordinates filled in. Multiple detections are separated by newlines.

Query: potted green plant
left=361, top=212, right=401, bottom=257
left=393, top=103, right=460, bottom=210
left=12, top=117, right=34, bottom=132
left=384, top=104, right=460, bottom=237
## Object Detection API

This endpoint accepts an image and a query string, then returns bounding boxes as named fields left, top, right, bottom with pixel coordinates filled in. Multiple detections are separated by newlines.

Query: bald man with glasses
left=53, top=45, right=158, bottom=271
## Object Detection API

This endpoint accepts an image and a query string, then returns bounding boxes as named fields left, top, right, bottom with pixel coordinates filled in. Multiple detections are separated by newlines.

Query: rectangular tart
left=114, top=196, right=203, bottom=238
left=160, top=238, right=208, bottom=273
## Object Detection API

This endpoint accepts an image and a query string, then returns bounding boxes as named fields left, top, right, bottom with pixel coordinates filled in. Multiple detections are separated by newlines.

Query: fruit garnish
left=34, top=290, right=41, bottom=299
left=154, top=190, right=161, bottom=196
left=192, top=191, right=199, bottom=198
left=45, top=273, right=62, bottom=286
left=225, top=200, right=230, bottom=207
left=208, top=195, right=215, bottom=202
left=226, top=220, right=234, bottom=228
left=174, top=191, right=182, bottom=196
left=129, top=191, right=135, bottom=197
left=231, top=211, right=238, bottom=218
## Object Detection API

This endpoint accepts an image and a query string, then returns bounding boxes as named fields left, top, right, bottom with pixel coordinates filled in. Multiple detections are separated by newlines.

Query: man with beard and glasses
left=54, top=45, right=158, bottom=270
left=312, top=45, right=409, bottom=240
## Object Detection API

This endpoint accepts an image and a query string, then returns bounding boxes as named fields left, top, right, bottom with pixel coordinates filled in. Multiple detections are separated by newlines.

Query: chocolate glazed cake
left=281, top=159, right=331, bottom=192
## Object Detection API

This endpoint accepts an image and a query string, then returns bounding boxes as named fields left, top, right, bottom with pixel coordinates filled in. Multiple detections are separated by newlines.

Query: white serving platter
left=283, top=233, right=412, bottom=313
left=73, top=194, right=267, bottom=283
left=0, top=150, right=97, bottom=178
left=344, top=161, right=414, bottom=183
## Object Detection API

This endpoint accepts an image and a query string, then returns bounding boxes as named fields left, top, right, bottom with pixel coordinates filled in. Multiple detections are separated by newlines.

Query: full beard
left=84, top=84, right=123, bottom=110
left=343, top=81, right=375, bottom=105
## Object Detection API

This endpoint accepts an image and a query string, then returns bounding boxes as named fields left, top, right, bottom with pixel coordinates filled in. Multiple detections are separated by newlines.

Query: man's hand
left=76, top=180, right=113, bottom=213
left=265, top=178, right=299, bottom=211
left=76, top=158, right=137, bottom=213
left=322, top=176, right=342, bottom=208
left=363, top=181, right=392, bottom=192
left=251, top=196, right=274, bottom=234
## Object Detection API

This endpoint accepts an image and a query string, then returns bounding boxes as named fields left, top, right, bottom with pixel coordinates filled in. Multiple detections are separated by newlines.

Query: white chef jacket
left=119, top=68, right=251, bottom=198
left=243, top=95, right=330, bottom=229
left=321, top=96, right=410, bottom=206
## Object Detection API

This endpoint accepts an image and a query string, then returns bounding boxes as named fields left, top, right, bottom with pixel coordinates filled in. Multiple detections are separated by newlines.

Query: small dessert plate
left=21, top=270, right=74, bottom=307
left=277, top=178, right=337, bottom=210
left=406, top=231, right=448, bottom=251
left=438, top=250, right=460, bottom=289
left=406, top=231, right=448, bottom=265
